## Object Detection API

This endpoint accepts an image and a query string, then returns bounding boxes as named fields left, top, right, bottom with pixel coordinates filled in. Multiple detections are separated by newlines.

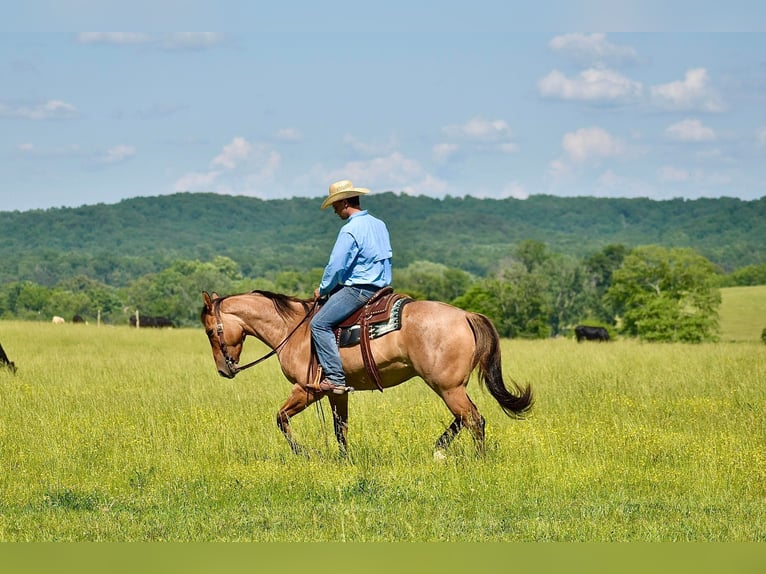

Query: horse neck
left=231, top=292, right=305, bottom=350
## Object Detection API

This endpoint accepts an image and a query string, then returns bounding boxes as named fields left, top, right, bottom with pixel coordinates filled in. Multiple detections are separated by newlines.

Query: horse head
left=201, top=291, right=244, bottom=379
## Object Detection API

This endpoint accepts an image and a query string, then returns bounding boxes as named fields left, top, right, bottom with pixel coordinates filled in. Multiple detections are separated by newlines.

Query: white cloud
left=549, top=33, right=639, bottom=67
left=659, top=165, right=690, bottom=182
left=211, top=137, right=252, bottom=169
left=538, top=68, right=642, bottom=103
left=443, top=117, right=513, bottom=143
left=650, top=68, right=724, bottom=112
left=274, top=128, right=303, bottom=142
left=0, top=99, right=77, bottom=120
left=432, top=143, right=459, bottom=164
left=665, top=118, right=716, bottom=142
left=174, top=136, right=281, bottom=193
left=440, top=117, right=518, bottom=157
left=325, top=152, right=446, bottom=197
left=658, top=165, right=732, bottom=187
left=161, top=33, right=224, bottom=50
left=100, top=145, right=136, bottom=164
left=467, top=181, right=528, bottom=200
left=562, top=127, right=625, bottom=162
left=245, top=151, right=281, bottom=185
left=328, top=152, right=422, bottom=185
left=501, top=182, right=528, bottom=200
left=498, top=142, right=520, bottom=153
left=174, top=170, right=222, bottom=191
left=548, top=158, right=570, bottom=180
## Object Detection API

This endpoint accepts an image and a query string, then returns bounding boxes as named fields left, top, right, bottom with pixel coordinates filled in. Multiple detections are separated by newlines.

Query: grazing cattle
left=52, top=316, right=65, bottom=324
left=72, top=315, right=85, bottom=323
left=0, top=342, right=16, bottom=374
left=130, top=315, right=174, bottom=328
left=575, top=325, right=610, bottom=342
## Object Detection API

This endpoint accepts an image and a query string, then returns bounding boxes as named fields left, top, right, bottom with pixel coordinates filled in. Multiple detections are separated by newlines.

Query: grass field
left=0, top=290, right=764, bottom=541
left=719, top=285, right=766, bottom=342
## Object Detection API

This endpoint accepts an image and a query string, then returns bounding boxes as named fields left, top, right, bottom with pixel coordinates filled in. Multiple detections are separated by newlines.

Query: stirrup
left=316, top=379, right=354, bottom=394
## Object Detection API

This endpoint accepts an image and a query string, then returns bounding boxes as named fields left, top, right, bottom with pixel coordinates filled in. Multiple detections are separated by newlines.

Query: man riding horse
left=311, top=180, right=393, bottom=395
left=201, top=180, right=532, bottom=456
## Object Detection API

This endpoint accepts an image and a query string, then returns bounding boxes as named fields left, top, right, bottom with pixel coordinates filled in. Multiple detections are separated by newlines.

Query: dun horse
left=201, top=290, right=532, bottom=456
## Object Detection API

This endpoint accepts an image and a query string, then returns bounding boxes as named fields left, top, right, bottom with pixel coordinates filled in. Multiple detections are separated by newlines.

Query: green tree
left=453, top=263, right=550, bottom=338
left=43, top=289, right=91, bottom=321
left=123, top=257, right=244, bottom=327
left=584, top=244, right=629, bottom=322
left=543, top=255, right=592, bottom=336
left=605, top=246, right=720, bottom=342
left=514, top=239, right=550, bottom=272
left=720, top=263, right=766, bottom=287
left=54, top=275, right=123, bottom=323
left=394, top=261, right=473, bottom=302
left=272, top=268, right=324, bottom=298
left=1, top=281, right=50, bottom=320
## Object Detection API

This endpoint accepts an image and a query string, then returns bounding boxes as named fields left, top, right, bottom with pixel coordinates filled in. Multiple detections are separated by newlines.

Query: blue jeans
left=310, top=285, right=379, bottom=384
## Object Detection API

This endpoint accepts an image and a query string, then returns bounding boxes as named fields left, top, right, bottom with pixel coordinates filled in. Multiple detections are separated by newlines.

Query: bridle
left=211, top=295, right=316, bottom=375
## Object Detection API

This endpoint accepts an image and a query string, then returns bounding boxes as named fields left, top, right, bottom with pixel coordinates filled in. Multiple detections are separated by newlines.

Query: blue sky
left=3, top=5, right=766, bottom=211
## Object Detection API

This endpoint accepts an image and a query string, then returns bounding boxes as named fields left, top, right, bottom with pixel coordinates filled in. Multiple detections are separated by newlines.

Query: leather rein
left=212, top=296, right=316, bottom=375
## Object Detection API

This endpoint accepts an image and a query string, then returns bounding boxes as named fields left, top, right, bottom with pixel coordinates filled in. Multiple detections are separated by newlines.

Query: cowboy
left=311, top=180, right=393, bottom=394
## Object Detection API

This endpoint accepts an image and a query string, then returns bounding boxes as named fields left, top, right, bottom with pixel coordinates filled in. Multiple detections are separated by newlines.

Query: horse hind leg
left=435, top=389, right=486, bottom=457
left=435, top=417, right=464, bottom=454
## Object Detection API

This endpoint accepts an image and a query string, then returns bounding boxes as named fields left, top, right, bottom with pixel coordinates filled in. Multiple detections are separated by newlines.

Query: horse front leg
left=276, top=384, right=319, bottom=456
left=327, top=393, right=349, bottom=457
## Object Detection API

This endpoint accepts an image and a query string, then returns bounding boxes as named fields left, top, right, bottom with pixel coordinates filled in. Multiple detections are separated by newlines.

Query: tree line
left=1, top=192, right=765, bottom=288
left=2, top=242, right=764, bottom=342
left=2, top=192, right=765, bottom=342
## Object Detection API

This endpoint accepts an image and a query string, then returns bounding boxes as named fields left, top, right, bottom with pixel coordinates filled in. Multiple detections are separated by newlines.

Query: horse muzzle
left=218, top=359, right=239, bottom=379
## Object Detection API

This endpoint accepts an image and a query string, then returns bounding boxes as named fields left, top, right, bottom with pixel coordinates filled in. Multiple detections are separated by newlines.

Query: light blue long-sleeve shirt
left=319, top=210, right=392, bottom=296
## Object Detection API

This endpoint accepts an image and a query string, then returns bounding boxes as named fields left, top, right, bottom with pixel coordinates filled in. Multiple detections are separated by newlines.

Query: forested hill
left=1, top=192, right=764, bottom=286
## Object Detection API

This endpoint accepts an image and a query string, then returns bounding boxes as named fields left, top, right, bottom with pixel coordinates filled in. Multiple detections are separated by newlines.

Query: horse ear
left=212, top=291, right=220, bottom=299
left=203, top=291, right=213, bottom=308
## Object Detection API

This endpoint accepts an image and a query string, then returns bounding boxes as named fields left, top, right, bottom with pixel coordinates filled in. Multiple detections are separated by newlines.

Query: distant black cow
left=0, top=342, right=17, bottom=374
left=575, top=325, right=610, bottom=342
left=130, top=315, right=174, bottom=328
left=72, top=314, right=85, bottom=323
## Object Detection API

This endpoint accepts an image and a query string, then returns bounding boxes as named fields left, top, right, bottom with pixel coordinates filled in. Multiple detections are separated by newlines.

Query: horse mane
left=250, top=290, right=312, bottom=320
left=201, top=290, right=312, bottom=323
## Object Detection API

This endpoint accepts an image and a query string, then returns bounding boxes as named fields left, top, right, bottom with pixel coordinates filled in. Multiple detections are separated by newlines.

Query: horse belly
left=339, top=333, right=415, bottom=390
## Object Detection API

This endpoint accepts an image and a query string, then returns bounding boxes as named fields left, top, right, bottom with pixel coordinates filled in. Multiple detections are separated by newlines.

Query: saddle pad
left=337, top=297, right=410, bottom=348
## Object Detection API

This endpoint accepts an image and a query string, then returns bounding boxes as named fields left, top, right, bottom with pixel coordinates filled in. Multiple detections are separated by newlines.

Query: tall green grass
left=0, top=322, right=763, bottom=541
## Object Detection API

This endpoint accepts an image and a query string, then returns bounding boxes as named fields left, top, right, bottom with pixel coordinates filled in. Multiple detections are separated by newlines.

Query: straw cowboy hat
left=321, top=179, right=370, bottom=209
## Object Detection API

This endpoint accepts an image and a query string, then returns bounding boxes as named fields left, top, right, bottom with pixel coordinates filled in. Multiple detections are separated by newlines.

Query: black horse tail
left=467, top=313, right=533, bottom=418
